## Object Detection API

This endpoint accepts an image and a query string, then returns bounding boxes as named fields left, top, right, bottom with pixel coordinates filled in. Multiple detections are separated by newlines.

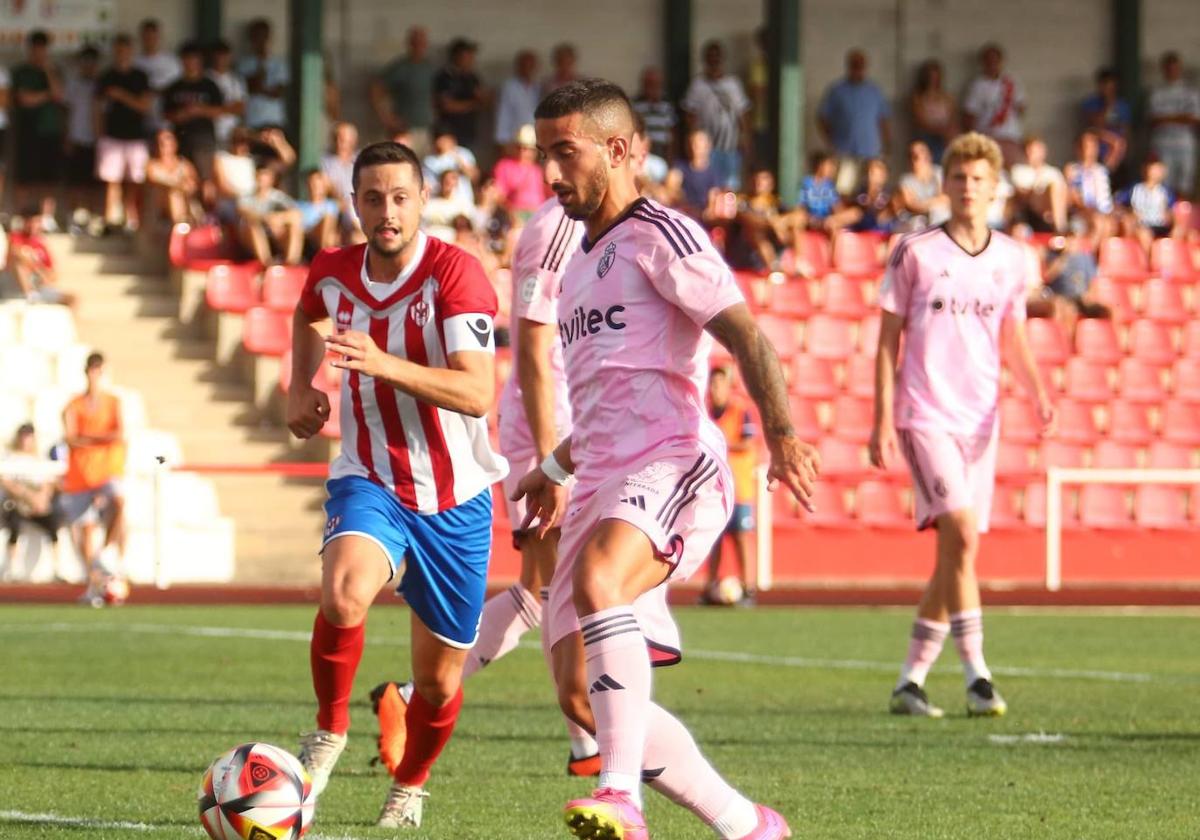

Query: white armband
left=540, top=451, right=572, bottom=485
left=443, top=312, right=496, bottom=354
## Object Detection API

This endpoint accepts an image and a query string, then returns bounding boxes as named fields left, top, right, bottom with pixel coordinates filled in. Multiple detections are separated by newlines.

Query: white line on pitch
left=0, top=809, right=371, bottom=839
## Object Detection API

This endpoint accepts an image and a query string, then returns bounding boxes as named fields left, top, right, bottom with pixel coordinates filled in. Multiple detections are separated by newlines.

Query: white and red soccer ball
left=198, top=743, right=315, bottom=840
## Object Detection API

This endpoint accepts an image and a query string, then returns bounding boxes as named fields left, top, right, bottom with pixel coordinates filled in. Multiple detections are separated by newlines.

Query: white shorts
left=547, top=447, right=733, bottom=663
left=96, top=137, right=148, bottom=184
left=897, top=426, right=997, bottom=533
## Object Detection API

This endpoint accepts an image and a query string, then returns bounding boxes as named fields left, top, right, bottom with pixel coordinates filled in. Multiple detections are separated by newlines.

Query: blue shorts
left=725, top=502, right=755, bottom=534
left=321, top=476, right=493, bottom=648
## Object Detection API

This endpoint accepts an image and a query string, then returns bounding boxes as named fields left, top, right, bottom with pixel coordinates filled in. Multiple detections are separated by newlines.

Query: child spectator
left=145, top=128, right=200, bottom=226
left=297, top=169, right=341, bottom=254
left=834, top=158, right=895, bottom=233
left=1118, top=158, right=1178, bottom=254
left=795, top=151, right=840, bottom=231
left=1010, top=135, right=1067, bottom=234
left=236, top=164, right=303, bottom=265
left=731, top=167, right=809, bottom=274
left=1064, top=130, right=1114, bottom=239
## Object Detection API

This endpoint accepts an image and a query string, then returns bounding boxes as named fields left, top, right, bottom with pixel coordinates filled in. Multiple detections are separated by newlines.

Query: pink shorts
left=897, top=426, right=997, bottom=533
left=96, top=137, right=148, bottom=184
left=546, top=448, right=733, bottom=663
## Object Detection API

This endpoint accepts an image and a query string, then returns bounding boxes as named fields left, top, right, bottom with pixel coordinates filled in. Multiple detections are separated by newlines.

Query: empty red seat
left=787, top=393, right=823, bottom=440
left=1000, top=396, right=1041, bottom=444
left=1098, top=236, right=1150, bottom=283
left=830, top=395, right=873, bottom=442
left=1040, top=440, right=1086, bottom=469
left=855, top=480, right=910, bottom=528
left=1106, top=400, right=1153, bottom=445
left=1172, top=358, right=1200, bottom=402
left=756, top=314, right=800, bottom=359
left=1089, top=276, right=1135, bottom=321
left=832, top=231, right=884, bottom=280
left=844, top=354, right=876, bottom=398
left=995, top=441, right=1034, bottom=481
left=1148, top=440, right=1193, bottom=468
left=1056, top=400, right=1099, bottom=445
left=1074, top=319, right=1122, bottom=365
left=1128, top=320, right=1176, bottom=365
left=1092, top=440, right=1138, bottom=468
left=1063, top=358, right=1113, bottom=403
left=1134, top=485, right=1190, bottom=529
left=821, top=275, right=868, bottom=319
left=857, top=313, right=881, bottom=354
left=1141, top=279, right=1190, bottom=325
left=790, top=355, right=838, bottom=400
left=205, top=264, right=260, bottom=313
left=804, top=315, right=856, bottom=360
left=787, top=230, right=832, bottom=278
left=1150, top=237, right=1199, bottom=282
left=242, top=306, right=291, bottom=356
left=168, top=222, right=239, bottom=270
left=766, top=280, right=813, bottom=318
left=261, top=264, right=309, bottom=313
left=989, top=488, right=1026, bottom=530
left=1161, top=401, right=1200, bottom=445
left=1184, top=321, right=1200, bottom=358
left=1117, top=358, right=1167, bottom=404
left=1079, top=485, right=1133, bottom=529
left=818, top=437, right=866, bottom=479
left=1026, top=318, right=1070, bottom=365
left=794, top=482, right=855, bottom=528
left=1023, top=482, right=1048, bottom=527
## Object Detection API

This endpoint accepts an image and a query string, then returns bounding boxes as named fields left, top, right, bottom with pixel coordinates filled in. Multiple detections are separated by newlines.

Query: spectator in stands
left=133, top=18, right=181, bottom=131
left=371, top=25, right=435, bottom=156
left=837, top=157, right=896, bottom=234
left=11, top=30, right=65, bottom=229
left=237, top=163, right=303, bottom=265
left=492, top=124, right=545, bottom=220
left=895, top=139, right=948, bottom=232
left=238, top=18, right=289, bottom=130
left=97, top=35, right=152, bottom=233
left=0, top=60, right=10, bottom=207
left=63, top=46, right=101, bottom=233
left=207, top=40, right=246, bottom=149
left=1038, top=231, right=1109, bottom=329
left=665, top=129, right=723, bottom=221
left=962, top=43, right=1026, bottom=166
left=1118, top=158, right=1179, bottom=254
left=701, top=366, right=758, bottom=607
left=495, top=50, right=541, bottom=151
left=214, top=127, right=259, bottom=225
left=162, top=41, right=223, bottom=186
left=6, top=214, right=77, bottom=307
left=909, top=59, right=957, bottom=163
left=60, top=352, right=126, bottom=607
left=1, top=422, right=64, bottom=582
left=730, top=166, right=808, bottom=274
left=433, top=38, right=485, bottom=151
left=543, top=43, right=579, bottom=93
left=795, top=151, right=841, bottom=232
left=320, top=121, right=359, bottom=212
left=422, top=169, right=475, bottom=231
left=630, top=113, right=669, bottom=201
left=683, top=40, right=751, bottom=190
left=1147, top=51, right=1200, bottom=201
left=1081, top=67, right=1131, bottom=174
left=818, top=48, right=891, bottom=195
left=471, top=178, right=513, bottom=265
left=145, top=128, right=200, bottom=226
left=1064, top=130, right=1115, bottom=239
left=423, top=125, right=478, bottom=204
left=297, top=169, right=341, bottom=254
left=1010, top=135, right=1067, bottom=234
left=632, top=66, right=676, bottom=161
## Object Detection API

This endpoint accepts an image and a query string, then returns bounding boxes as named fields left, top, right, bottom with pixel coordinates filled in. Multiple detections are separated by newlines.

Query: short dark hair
left=351, top=141, right=424, bottom=191
left=179, top=40, right=202, bottom=58
left=211, top=38, right=232, bottom=54
left=86, top=352, right=105, bottom=370
left=534, top=78, right=633, bottom=124
left=28, top=30, right=49, bottom=47
left=79, top=45, right=100, bottom=61
left=248, top=17, right=271, bottom=35
left=113, top=33, right=133, bottom=48
left=1095, top=67, right=1117, bottom=84
left=139, top=18, right=160, bottom=33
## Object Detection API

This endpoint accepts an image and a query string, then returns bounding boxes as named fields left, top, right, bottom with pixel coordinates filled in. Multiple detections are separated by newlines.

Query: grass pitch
left=0, top=603, right=1197, bottom=839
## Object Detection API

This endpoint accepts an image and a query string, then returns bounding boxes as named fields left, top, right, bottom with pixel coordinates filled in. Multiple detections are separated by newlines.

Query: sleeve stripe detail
left=548, top=219, right=578, bottom=272
left=632, top=211, right=686, bottom=258
left=540, top=215, right=570, bottom=270
left=887, top=225, right=941, bottom=269
left=637, top=202, right=702, bottom=253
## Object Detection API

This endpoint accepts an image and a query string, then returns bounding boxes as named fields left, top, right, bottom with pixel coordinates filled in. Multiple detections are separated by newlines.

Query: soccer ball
left=102, top=576, right=130, bottom=605
left=199, top=743, right=315, bottom=840
left=716, top=576, right=745, bottom=605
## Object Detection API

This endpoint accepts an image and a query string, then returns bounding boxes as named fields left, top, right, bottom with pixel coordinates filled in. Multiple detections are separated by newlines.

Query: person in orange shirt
left=59, top=352, right=126, bottom=604
left=703, top=365, right=758, bottom=606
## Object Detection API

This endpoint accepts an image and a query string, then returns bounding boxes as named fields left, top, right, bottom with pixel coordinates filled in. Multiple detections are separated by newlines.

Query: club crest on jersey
left=410, top=300, right=431, bottom=327
left=335, top=310, right=353, bottom=330
left=519, top=274, right=539, bottom=304
left=597, top=241, right=617, bottom=277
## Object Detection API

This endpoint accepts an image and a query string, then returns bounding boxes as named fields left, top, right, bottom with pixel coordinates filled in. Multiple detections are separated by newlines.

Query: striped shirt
left=299, top=233, right=508, bottom=513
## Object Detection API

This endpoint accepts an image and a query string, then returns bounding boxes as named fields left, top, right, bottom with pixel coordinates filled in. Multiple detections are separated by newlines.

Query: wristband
left=540, top=452, right=572, bottom=485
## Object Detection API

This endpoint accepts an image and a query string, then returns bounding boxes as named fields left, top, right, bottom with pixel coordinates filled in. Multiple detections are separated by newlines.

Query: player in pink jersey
left=514, top=79, right=818, bottom=840
left=369, top=196, right=601, bottom=779
left=871, top=132, right=1056, bottom=719
left=286, top=141, right=508, bottom=829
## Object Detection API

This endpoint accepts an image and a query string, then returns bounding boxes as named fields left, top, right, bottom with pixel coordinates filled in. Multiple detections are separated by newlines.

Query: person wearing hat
left=492, top=124, right=547, bottom=221
left=433, top=37, right=487, bottom=150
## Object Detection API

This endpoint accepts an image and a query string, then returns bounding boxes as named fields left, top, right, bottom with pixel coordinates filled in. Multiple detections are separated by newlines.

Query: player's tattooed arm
left=706, top=303, right=821, bottom=510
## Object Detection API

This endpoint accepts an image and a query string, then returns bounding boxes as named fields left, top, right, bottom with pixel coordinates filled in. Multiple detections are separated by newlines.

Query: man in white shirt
left=963, top=43, right=1026, bottom=167
left=495, top=50, right=541, bottom=149
left=682, top=41, right=750, bottom=190
left=1010, top=135, right=1067, bottom=233
left=133, top=18, right=181, bottom=131
left=238, top=18, right=289, bottom=129
left=1148, top=51, right=1200, bottom=200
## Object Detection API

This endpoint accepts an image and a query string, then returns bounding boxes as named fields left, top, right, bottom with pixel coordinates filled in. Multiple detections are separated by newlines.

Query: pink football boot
left=563, top=787, right=649, bottom=840
left=735, top=804, right=792, bottom=839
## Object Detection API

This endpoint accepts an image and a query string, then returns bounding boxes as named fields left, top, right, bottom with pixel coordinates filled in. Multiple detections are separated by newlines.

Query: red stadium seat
left=1026, top=318, right=1070, bottom=365
left=1134, top=485, right=1190, bottom=529
left=821, top=275, right=868, bottom=319
left=832, top=231, right=885, bottom=280
left=261, top=264, right=309, bottom=313
left=755, top=314, right=801, bottom=359
left=1150, top=237, right=1199, bottom=282
left=1182, top=321, right=1200, bottom=359
left=1074, top=319, right=1122, bottom=365
left=804, top=315, right=856, bottom=360
left=789, top=355, right=838, bottom=400
left=204, top=263, right=260, bottom=313
left=1078, top=485, right=1133, bottom=529
left=1161, top=400, right=1200, bottom=445
left=1023, top=482, right=1048, bottom=527
left=789, top=231, right=833, bottom=278
left=1116, top=358, right=1167, bottom=404
left=855, top=480, right=910, bottom=528
left=787, top=394, right=823, bottom=440
left=1000, top=396, right=1041, bottom=444
left=844, top=354, right=876, bottom=398
left=1055, top=399, right=1099, bottom=445
left=857, top=313, right=881, bottom=355
left=989, top=488, right=1026, bottom=530
left=1088, top=276, right=1135, bottom=321
left=795, top=482, right=855, bottom=528
left=168, top=222, right=240, bottom=270
left=242, top=306, right=291, bottom=356
left=1147, top=441, right=1194, bottom=469
left=766, top=280, right=813, bottom=318
left=1172, top=358, right=1200, bottom=403
left=1063, top=358, right=1113, bottom=404
left=1141, top=279, right=1190, bottom=326
left=818, top=437, right=867, bottom=479
left=1128, top=320, right=1176, bottom=365
left=1092, top=440, right=1139, bottom=468
left=996, top=441, right=1034, bottom=482
left=1106, top=400, right=1153, bottom=445
left=1098, top=236, right=1150, bottom=283
left=830, top=395, right=873, bottom=442
left=1040, top=440, right=1086, bottom=469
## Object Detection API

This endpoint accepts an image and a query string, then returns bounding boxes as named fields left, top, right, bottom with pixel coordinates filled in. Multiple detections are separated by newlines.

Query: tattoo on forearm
left=710, top=311, right=794, bottom=439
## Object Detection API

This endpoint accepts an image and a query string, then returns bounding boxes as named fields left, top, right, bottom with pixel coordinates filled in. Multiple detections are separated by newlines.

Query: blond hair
left=941, top=131, right=1003, bottom=177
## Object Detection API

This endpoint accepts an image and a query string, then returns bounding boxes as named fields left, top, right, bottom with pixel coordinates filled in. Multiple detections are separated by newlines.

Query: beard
left=559, top=164, right=608, bottom=221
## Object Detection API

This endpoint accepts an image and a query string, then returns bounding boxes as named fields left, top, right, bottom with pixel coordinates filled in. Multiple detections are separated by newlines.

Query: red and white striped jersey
left=299, top=233, right=509, bottom=514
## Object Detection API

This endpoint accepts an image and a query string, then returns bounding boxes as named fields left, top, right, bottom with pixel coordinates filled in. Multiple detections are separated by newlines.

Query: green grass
left=1, top=604, right=1198, bottom=839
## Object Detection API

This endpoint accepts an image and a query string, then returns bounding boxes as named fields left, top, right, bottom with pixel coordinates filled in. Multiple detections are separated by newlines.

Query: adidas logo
left=477, top=657, right=492, bottom=669
left=619, top=495, right=646, bottom=510
left=589, top=674, right=626, bottom=694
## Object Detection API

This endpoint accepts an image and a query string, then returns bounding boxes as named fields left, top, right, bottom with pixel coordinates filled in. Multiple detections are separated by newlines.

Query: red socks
left=310, top=610, right=365, bottom=734
left=393, top=686, right=465, bottom=787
